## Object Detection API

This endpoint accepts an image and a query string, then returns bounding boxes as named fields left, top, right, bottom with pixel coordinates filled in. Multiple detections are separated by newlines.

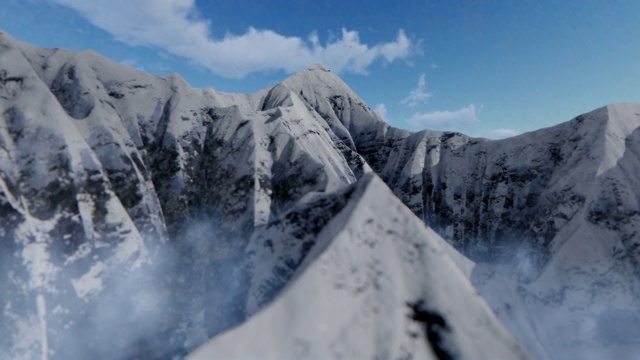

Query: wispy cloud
left=373, top=103, right=388, bottom=122
left=401, top=73, right=431, bottom=108
left=49, top=0, right=412, bottom=79
left=406, top=104, right=479, bottom=130
left=487, top=128, right=520, bottom=139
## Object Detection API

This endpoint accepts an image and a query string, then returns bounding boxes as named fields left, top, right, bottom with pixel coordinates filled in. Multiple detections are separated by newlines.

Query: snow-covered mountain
left=1, top=29, right=372, bottom=358
left=0, top=29, right=638, bottom=359
left=0, top=30, right=521, bottom=359
left=347, top=101, right=640, bottom=358
left=261, top=51, right=640, bottom=358
left=188, top=174, right=528, bottom=360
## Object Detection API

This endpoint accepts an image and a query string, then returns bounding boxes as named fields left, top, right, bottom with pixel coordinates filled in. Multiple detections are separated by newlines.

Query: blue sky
left=1, top=0, right=639, bottom=138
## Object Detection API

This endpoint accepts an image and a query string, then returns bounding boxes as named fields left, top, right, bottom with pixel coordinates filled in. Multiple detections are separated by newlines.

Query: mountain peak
left=306, top=63, right=331, bottom=72
left=282, top=62, right=343, bottom=90
left=277, top=61, right=388, bottom=139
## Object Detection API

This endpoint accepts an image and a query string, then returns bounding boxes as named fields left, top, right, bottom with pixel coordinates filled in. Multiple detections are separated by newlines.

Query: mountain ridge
left=189, top=174, right=527, bottom=360
left=1, top=30, right=640, bottom=359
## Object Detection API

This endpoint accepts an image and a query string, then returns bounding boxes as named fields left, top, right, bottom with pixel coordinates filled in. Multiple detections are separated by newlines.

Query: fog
left=0, top=215, right=254, bottom=359
left=3, top=215, right=640, bottom=359
left=471, top=234, right=640, bottom=360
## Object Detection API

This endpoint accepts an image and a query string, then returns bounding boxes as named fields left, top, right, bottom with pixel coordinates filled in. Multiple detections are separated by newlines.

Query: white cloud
left=488, top=128, right=520, bottom=139
left=49, top=0, right=412, bottom=78
left=406, top=104, right=479, bottom=129
left=373, top=103, right=388, bottom=121
left=401, top=73, right=431, bottom=108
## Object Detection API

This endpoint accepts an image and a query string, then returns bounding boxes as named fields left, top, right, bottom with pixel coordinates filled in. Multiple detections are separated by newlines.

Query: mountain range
left=1, top=30, right=639, bottom=359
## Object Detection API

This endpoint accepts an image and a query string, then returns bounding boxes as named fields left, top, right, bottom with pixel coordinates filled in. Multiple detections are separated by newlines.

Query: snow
left=36, top=294, right=48, bottom=360
left=70, top=261, right=107, bottom=300
left=2, top=28, right=640, bottom=360
left=0, top=30, right=154, bottom=357
left=189, top=175, right=527, bottom=360
left=463, top=104, right=640, bottom=358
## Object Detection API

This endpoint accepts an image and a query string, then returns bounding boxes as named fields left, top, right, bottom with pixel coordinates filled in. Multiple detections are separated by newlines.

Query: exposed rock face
left=1, top=30, right=639, bottom=359
left=354, top=104, right=640, bottom=272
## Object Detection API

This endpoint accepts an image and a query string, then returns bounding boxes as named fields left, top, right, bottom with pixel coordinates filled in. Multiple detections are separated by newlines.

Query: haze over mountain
left=1, top=30, right=639, bottom=359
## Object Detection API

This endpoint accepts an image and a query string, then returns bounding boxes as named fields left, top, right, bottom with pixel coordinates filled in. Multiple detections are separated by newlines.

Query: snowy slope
left=0, top=30, right=152, bottom=359
left=471, top=104, right=640, bottom=359
left=188, top=174, right=527, bottom=360
left=273, top=62, right=640, bottom=357
left=2, top=29, right=640, bottom=360
left=1, top=29, right=379, bottom=358
left=343, top=103, right=640, bottom=358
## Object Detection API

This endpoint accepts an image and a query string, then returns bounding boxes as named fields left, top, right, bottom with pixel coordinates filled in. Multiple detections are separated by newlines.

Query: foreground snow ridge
left=189, top=174, right=527, bottom=360
left=1, top=29, right=640, bottom=359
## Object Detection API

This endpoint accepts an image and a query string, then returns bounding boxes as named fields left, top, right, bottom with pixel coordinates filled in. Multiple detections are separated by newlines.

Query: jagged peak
left=281, top=63, right=347, bottom=93
left=273, top=62, right=389, bottom=141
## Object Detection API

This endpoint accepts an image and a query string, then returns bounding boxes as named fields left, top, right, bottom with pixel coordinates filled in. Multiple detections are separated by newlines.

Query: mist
left=470, top=233, right=640, bottom=360
left=0, top=215, right=254, bottom=360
